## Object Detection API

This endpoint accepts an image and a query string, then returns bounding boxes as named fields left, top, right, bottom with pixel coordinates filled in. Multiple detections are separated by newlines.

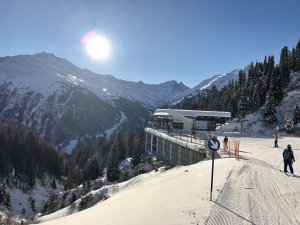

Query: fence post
left=233, top=140, right=240, bottom=161
left=237, top=141, right=240, bottom=160
left=235, top=141, right=237, bottom=160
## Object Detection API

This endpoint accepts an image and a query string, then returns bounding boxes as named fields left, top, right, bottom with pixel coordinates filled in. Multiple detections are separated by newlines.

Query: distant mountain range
left=0, top=52, right=246, bottom=151
left=0, top=53, right=191, bottom=151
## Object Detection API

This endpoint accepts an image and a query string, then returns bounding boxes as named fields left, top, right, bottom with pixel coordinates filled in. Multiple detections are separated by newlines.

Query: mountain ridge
left=0, top=52, right=189, bottom=151
left=0, top=52, right=190, bottom=108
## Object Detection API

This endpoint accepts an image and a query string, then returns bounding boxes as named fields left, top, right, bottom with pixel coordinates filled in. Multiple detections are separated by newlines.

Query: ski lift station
left=145, top=109, right=231, bottom=166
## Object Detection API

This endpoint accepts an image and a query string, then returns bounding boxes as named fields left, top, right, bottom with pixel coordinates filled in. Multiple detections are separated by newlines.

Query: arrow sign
left=208, top=138, right=220, bottom=151
left=208, top=137, right=220, bottom=201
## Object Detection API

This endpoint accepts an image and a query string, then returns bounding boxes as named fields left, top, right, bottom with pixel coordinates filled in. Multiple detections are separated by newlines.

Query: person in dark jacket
left=274, top=136, right=279, bottom=147
left=283, top=144, right=295, bottom=175
left=223, top=136, right=229, bottom=150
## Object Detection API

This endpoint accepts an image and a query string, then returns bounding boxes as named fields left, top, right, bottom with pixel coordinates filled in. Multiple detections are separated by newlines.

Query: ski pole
left=275, top=160, right=283, bottom=171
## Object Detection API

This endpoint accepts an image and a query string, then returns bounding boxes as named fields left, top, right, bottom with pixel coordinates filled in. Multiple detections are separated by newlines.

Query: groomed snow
left=36, top=136, right=300, bottom=225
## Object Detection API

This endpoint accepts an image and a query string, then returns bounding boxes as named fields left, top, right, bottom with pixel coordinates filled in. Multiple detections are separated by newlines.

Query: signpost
left=208, top=137, right=220, bottom=201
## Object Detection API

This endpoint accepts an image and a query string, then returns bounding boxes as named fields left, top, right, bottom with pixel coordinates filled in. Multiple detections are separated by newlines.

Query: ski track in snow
left=206, top=155, right=300, bottom=225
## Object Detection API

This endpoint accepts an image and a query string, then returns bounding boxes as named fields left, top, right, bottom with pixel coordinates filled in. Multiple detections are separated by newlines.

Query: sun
left=83, top=31, right=111, bottom=60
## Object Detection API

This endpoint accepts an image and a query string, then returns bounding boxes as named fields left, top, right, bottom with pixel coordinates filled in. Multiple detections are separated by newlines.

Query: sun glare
left=83, top=31, right=111, bottom=60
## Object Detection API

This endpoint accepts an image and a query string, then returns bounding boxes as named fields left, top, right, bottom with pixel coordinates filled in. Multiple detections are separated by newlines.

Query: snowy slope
left=35, top=135, right=300, bottom=225
left=9, top=179, right=64, bottom=219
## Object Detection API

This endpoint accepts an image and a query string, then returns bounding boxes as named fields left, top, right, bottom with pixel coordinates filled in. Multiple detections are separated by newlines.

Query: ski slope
left=36, top=136, right=300, bottom=225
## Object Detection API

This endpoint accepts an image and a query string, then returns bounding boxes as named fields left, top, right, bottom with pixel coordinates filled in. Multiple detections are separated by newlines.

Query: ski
left=279, top=170, right=295, bottom=176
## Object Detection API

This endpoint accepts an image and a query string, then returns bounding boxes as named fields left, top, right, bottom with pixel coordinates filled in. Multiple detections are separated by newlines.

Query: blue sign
left=208, top=138, right=220, bottom=151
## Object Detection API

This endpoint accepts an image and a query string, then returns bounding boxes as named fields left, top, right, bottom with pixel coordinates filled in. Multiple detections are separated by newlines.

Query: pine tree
left=238, top=70, right=246, bottom=87
left=131, top=131, right=146, bottom=166
left=263, top=56, right=268, bottom=74
left=247, top=63, right=256, bottom=85
left=279, top=46, right=290, bottom=88
left=70, top=192, right=77, bottom=205
left=238, top=92, right=250, bottom=118
left=295, top=39, right=300, bottom=72
left=252, top=87, right=261, bottom=111
left=87, top=158, right=100, bottom=181
left=0, top=182, right=11, bottom=209
left=264, top=90, right=277, bottom=126
left=290, top=47, right=297, bottom=72
left=266, top=56, right=275, bottom=91
left=118, top=129, right=129, bottom=162
left=106, top=138, right=120, bottom=182
left=285, top=118, right=294, bottom=133
left=293, top=105, right=300, bottom=124
left=51, top=179, right=57, bottom=190
left=271, top=67, right=284, bottom=105
left=28, top=196, right=36, bottom=212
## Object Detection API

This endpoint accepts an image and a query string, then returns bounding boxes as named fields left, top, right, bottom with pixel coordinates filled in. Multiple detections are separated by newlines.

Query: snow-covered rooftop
left=154, top=109, right=231, bottom=118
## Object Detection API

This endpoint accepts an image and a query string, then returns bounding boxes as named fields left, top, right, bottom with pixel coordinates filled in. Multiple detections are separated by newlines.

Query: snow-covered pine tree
left=285, top=120, right=294, bottom=133
left=0, top=181, right=11, bottom=209
left=238, top=96, right=249, bottom=119
left=252, top=84, right=261, bottom=112
left=264, top=89, right=277, bottom=126
left=266, top=56, right=275, bottom=89
left=293, top=105, right=300, bottom=124
left=279, top=46, right=291, bottom=88
left=271, top=67, right=284, bottom=105
left=284, top=112, right=294, bottom=133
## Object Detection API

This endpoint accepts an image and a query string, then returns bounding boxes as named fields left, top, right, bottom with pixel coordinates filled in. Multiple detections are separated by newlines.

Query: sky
left=1, top=0, right=300, bottom=88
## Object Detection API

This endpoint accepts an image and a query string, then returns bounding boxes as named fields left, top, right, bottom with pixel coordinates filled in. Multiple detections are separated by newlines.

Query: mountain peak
left=161, top=80, right=188, bottom=88
left=34, top=51, right=56, bottom=57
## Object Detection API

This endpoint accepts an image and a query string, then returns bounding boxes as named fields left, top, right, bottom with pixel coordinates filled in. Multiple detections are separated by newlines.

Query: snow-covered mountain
left=0, top=53, right=189, bottom=150
left=0, top=52, right=189, bottom=108
left=174, top=66, right=250, bottom=104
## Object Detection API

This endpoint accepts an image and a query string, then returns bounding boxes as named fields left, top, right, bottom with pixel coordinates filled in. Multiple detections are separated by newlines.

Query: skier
left=223, top=136, right=229, bottom=150
left=283, top=144, right=295, bottom=176
left=274, top=136, right=279, bottom=147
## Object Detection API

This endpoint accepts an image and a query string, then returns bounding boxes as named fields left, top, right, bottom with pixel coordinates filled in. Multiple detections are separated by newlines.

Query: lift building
left=145, top=109, right=231, bottom=166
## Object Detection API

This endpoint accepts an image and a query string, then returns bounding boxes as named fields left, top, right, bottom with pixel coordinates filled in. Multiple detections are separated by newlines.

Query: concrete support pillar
left=162, top=139, right=165, bottom=158
left=189, top=149, right=192, bottom=164
left=169, top=142, right=172, bottom=162
left=150, top=134, right=153, bottom=154
left=145, top=133, right=147, bottom=151
left=178, top=146, right=181, bottom=165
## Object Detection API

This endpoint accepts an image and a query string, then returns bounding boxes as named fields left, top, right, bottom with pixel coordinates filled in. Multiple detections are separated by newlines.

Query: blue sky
left=0, top=0, right=300, bottom=88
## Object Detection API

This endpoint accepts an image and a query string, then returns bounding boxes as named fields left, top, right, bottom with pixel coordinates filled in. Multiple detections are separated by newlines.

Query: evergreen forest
left=175, top=39, right=300, bottom=129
